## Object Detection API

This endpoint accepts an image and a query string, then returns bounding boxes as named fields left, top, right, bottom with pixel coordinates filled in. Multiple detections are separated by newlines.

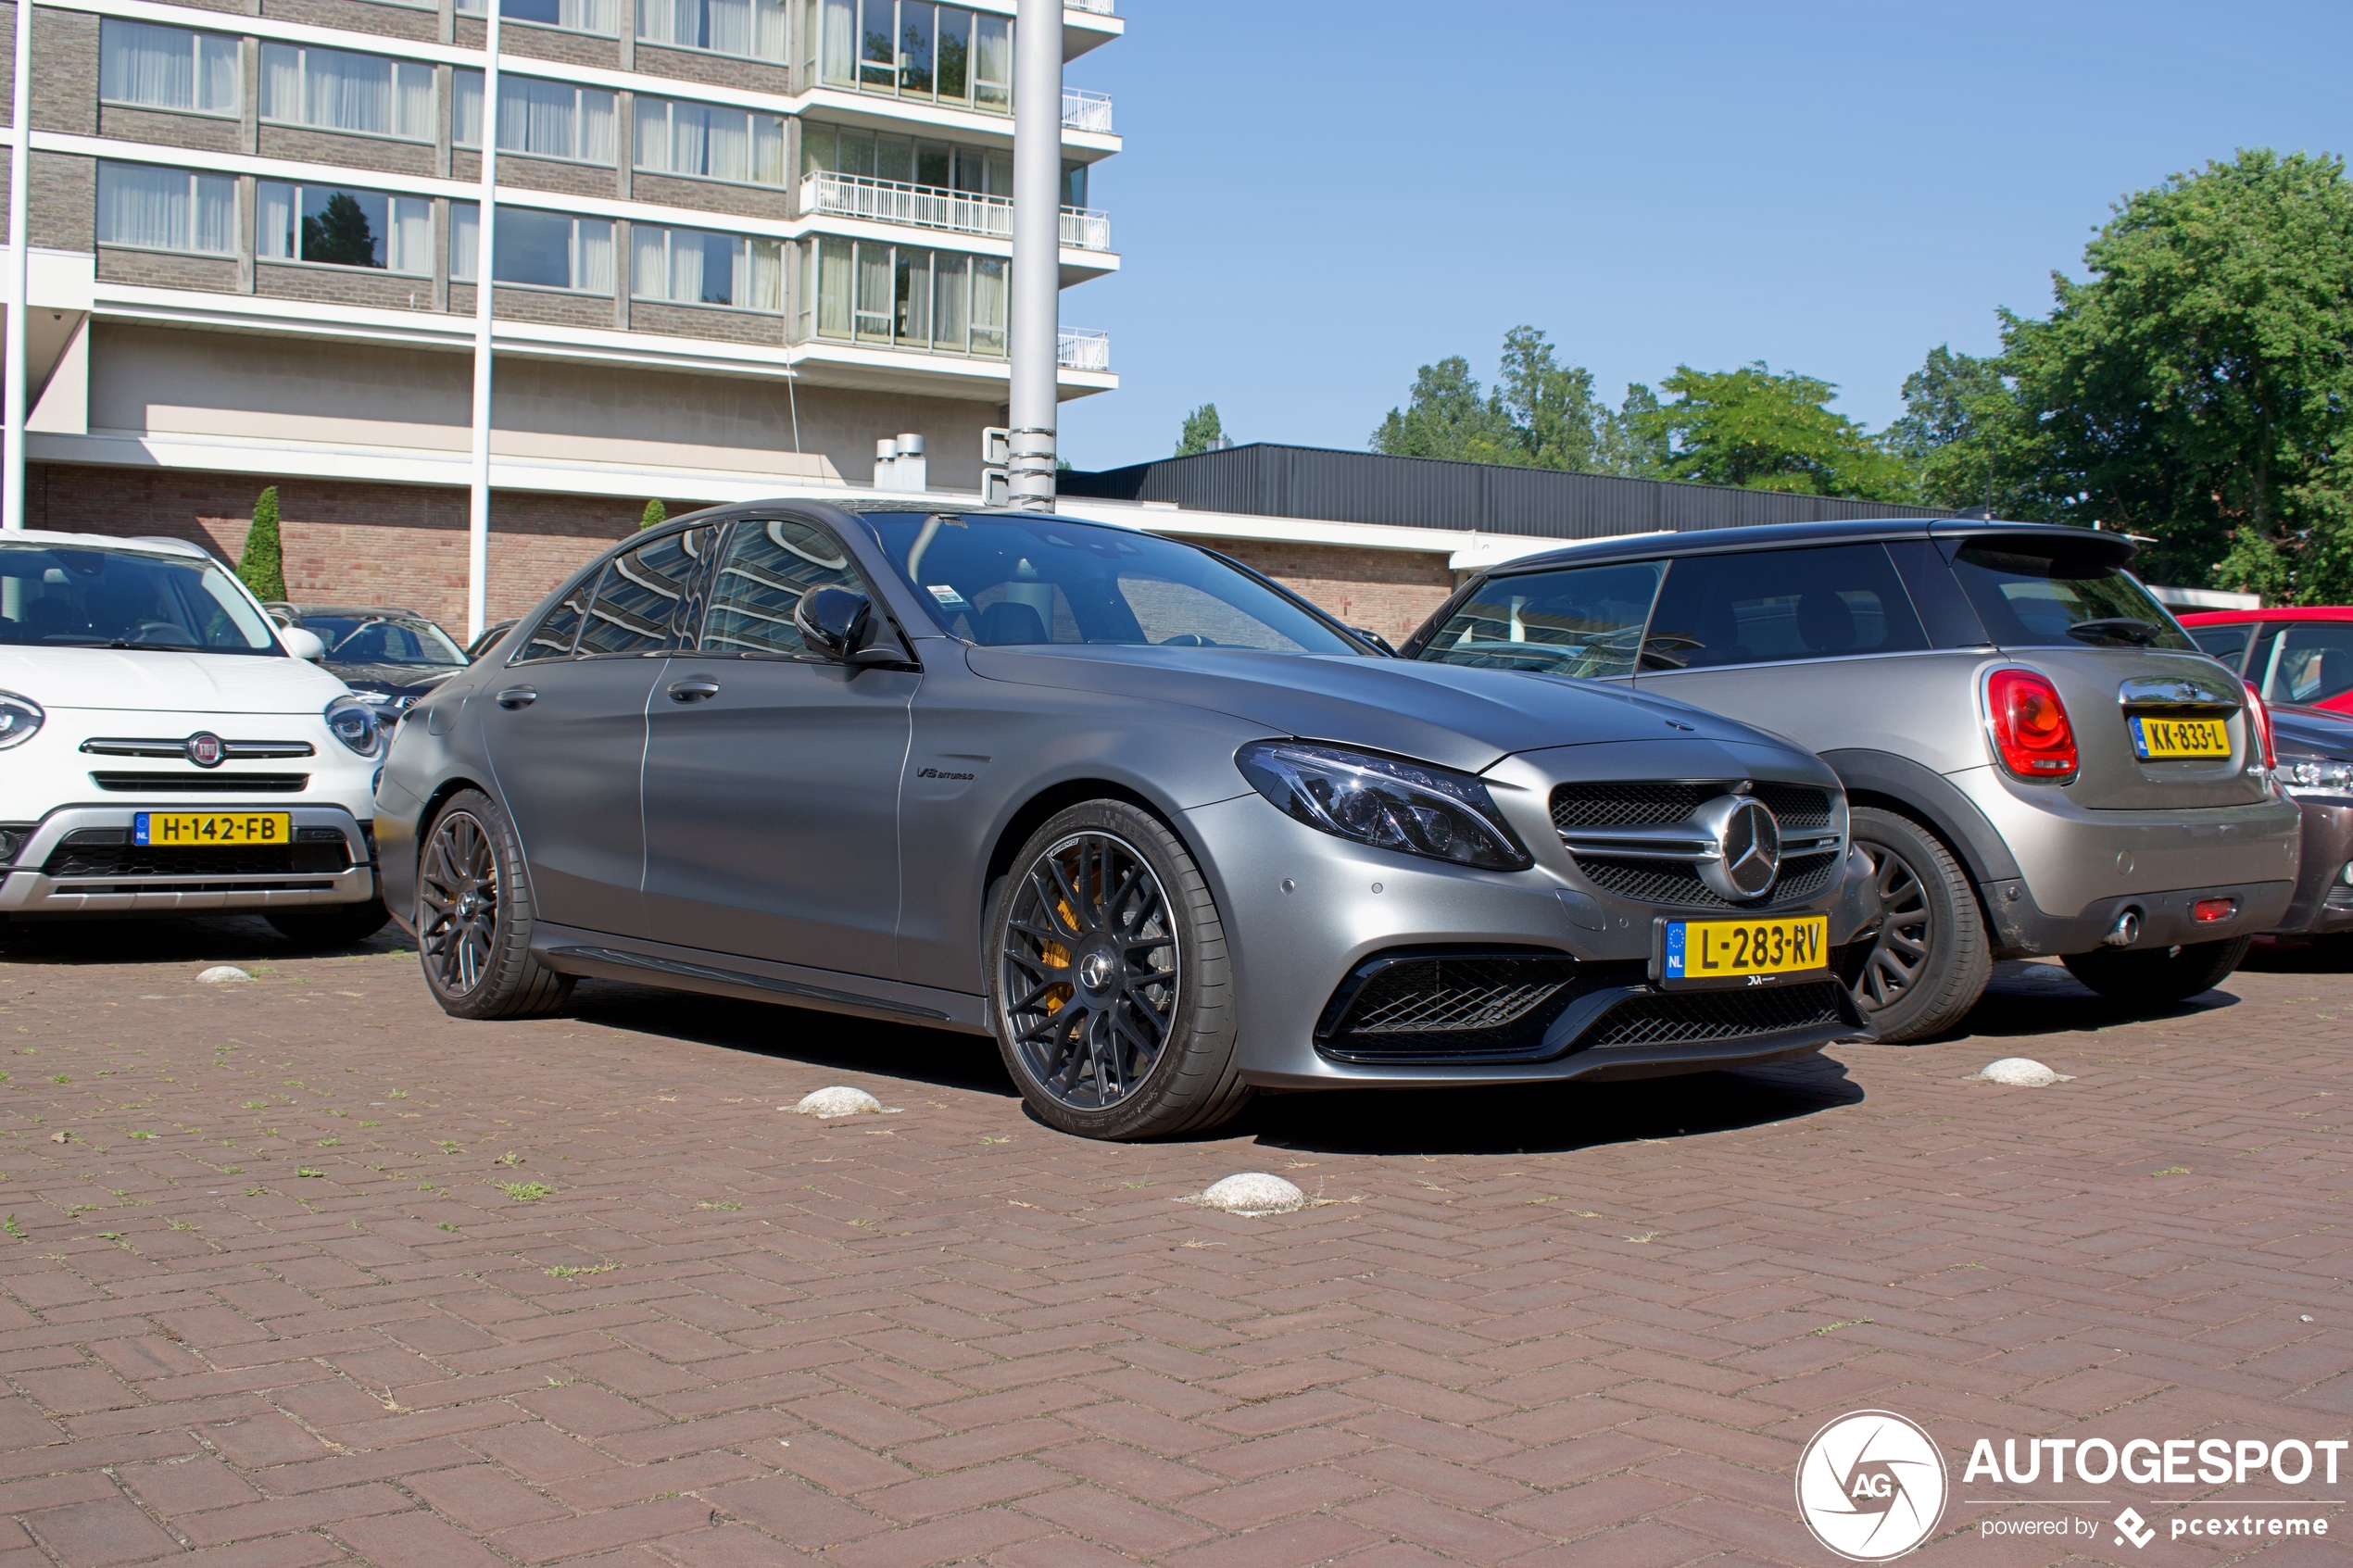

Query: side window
left=577, top=526, right=718, bottom=657
left=1414, top=561, right=1667, bottom=678
left=2261, top=623, right=2353, bottom=708
left=514, top=572, right=596, bottom=662
left=1642, top=544, right=1928, bottom=671
left=2185, top=622, right=2252, bottom=672
left=700, top=518, right=862, bottom=656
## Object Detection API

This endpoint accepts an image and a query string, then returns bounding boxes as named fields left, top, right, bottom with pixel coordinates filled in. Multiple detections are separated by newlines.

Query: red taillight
left=2193, top=897, right=2238, bottom=923
left=1987, top=668, right=2079, bottom=782
left=2244, top=680, right=2276, bottom=771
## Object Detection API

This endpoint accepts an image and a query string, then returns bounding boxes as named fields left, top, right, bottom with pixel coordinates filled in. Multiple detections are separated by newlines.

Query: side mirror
left=1349, top=626, right=1398, bottom=657
left=793, top=586, right=873, bottom=661
left=281, top=627, right=327, bottom=661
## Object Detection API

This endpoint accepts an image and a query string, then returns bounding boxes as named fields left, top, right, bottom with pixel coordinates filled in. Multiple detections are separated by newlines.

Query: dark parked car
left=268, top=604, right=471, bottom=722
left=1406, top=521, right=2303, bottom=1040
left=376, top=502, right=1885, bottom=1140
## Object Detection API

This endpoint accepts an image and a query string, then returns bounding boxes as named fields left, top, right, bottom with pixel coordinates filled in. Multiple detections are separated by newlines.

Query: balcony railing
left=1062, top=88, right=1114, bottom=133
left=1067, top=0, right=1114, bottom=13
left=1058, top=328, right=1111, bottom=372
left=801, top=172, right=1113, bottom=251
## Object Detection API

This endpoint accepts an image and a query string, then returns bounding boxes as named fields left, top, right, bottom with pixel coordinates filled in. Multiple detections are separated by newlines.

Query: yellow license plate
left=1662, top=914, right=1829, bottom=988
left=2132, top=716, right=2229, bottom=760
left=133, top=812, right=290, bottom=847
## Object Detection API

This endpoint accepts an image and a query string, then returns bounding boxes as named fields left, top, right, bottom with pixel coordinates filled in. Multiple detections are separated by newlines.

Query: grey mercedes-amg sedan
left=376, top=502, right=1882, bottom=1140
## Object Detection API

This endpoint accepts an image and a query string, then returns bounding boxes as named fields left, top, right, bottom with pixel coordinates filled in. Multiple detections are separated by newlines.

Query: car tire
left=266, top=898, right=390, bottom=950
left=2061, top=936, right=2252, bottom=1005
left=416, top=789, right=573, bottom=1021
left=1844, top=807, right=1992, bottom=1043
left=987, top=800, right=1252, bottom=1140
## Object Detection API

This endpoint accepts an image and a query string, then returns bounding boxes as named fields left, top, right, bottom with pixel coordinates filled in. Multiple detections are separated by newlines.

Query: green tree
left=1994, top=148, right=2353, bottom=600
left=1887, top=345, right=2026, bottom=514
left=639, top=498, right=666, bottom=531
left=300, top=193, right=381, bottom=269
left=238, top=486, right=285, bottom=603
left=1176, top=403, right=1225, bottom=457
left=1642, top=362, right=1913, bottom=501
left=1594, top=383, right=1669, bottom=478
left=1495, top=326, right=1604, bottom=470
left=1370, top=354, right=1521, bottom=464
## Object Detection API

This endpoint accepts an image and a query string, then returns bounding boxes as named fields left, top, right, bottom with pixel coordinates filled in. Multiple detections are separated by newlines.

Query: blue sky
left=1054, top=0, right=2353, bottom=470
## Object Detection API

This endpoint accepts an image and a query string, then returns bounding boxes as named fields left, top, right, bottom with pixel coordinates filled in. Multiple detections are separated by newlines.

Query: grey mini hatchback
left=1406, top=521, right=2304, bottom=1040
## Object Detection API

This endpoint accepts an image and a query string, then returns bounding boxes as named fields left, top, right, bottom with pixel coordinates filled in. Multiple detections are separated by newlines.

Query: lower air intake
left=1575, top=981, right=1849, bottom=1052
left=1315, top=949, right=1622, bottom=1064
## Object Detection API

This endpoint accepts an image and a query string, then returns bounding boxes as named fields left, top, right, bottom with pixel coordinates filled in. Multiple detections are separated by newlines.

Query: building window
left=633, top=225, right=783, bottom=310
left=258, top=182, right=434, bottom=273
left=450, top=204, right=616, bottom=292
left=801, top=121, right=1010, bottom=195
left=816, top=0, right=1010, bottom=110
left=803, top=235, right=1000, bottom=356
left=97, top=162, right=235, bottom=254
left=454, top=71, right=618, bottom=164
left=260, top=44, right=435, bottom=141
left=634, top=96, right=786, bottom=186
left=636, top=0, right=787, bottom=64
left=456, top=0, right=619, bottom=35
left=99, top=20, right=240, bottom=117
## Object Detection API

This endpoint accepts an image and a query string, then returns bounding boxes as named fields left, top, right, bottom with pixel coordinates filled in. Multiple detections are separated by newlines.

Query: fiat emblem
left=185, top=732, right=224, bottom=768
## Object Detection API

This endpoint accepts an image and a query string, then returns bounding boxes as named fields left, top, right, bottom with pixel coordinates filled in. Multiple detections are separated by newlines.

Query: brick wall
left=262, top=0, right=437, bottom=42
left=625, top=298, right=786, bottom=345
left=258, top=261, right=435, bottom=309
left=30, top=6, right=96, bottom=135
left=454, top=16, right=622, bottom=69
left=30, top=152, right=94, bottom=251
left=257, top=125, right=436, bottom=178
left=630, top=169, right=792, bottom=222
left=458, top=150, right=617, bottom=200
left=98, top=105, right=244, bottom=154
left=1202, top=538, right=1457, bottom=646
left=98, top=246, right=241, bottom=291
left=630, top=43, right=789, bottom=96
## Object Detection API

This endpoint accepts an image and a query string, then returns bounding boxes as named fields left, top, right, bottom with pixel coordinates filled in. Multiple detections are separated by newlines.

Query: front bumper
left=2271, top=797, right=2353, bottom=936
left=0, top=805, right=375, bottom=916
left=1184, top=788, right=1877, bottom=1091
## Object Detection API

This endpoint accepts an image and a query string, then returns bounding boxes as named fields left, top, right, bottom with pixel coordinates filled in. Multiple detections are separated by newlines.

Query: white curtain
left=97, top=163, right=187, bottom=249
left=752, top=114, right=784, bottom=184
left=821, top=0, right=853, bottom=82
left=257, top=180, right=295, bottom=258
left=736, top=237, right=781, bottom=311
left=633, top=96, right=668, bottom=170
left=509, top=77, right=573, bottom=157
left=453, top=69, right=483, bottom=146
left=816, top=235, right=849, bottom=336
left=101, top=21, right=192, bottom=110
left=563, top=0, right=617, bottom=31
left=753, top=0, right=786, bottom=60
left=192, top=174, right=234, bottom=254
left=578, top=89, right=616, bottom=163
left=703, top=0, right=749, bottom=56
left=198, top=34, right=238, bottom=112
left=386, top=196, right=432, bottom=275
left=449, top=201, right=479, bottom=281
left=672, top=229, right=710, bottom=303
left=308, top=48, right=395, bottom=136
left=393, top=63, right=434, bottom=138
left=576, top=219, right=614, bottom=292
left=632, top=224, right=668, bottom=298
left=259, top=43, right=299, bottom=122
left=701, top=107, right=748, bottom=182
left=671, top=103, right=707, bottom=175
left=971, top=255, right=1005, bottom=354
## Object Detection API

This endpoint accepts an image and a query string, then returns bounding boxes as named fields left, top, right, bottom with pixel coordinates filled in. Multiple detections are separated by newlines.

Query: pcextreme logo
left=1795, top=1411, right=1950, bottom=1561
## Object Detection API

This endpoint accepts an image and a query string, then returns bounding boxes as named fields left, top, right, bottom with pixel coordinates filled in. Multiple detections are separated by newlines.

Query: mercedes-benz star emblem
left=1078, top=951, right=1115, bottom=991
left=1694, top=793, right=1781, bottom=901
left=184, top=732, right=225, bottom=769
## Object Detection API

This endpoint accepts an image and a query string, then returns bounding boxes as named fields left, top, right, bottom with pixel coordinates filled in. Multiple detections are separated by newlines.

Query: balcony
left=800, top=172, right=1114, bottom=251
left=1067, top=0, right=1114, bottom=12
left=1062, top=89, right=1114, bottom=134
left=1058, top=328, right=1111, bottom=372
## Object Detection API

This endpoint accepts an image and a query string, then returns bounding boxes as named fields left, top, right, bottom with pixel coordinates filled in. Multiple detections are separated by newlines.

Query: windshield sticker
left=927, top=585, right=972, bottom=611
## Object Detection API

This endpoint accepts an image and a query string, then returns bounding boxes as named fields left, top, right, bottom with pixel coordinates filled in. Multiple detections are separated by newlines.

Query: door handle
left=496, top=684, right=537, bottom=709
left=667, top=678, right=722, bottom=703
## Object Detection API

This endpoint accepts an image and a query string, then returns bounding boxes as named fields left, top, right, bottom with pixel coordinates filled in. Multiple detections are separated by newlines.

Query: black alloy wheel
left=2061, top=935, right=2252, bottom=1006
left=1843, top=806, right=1991, bottom=1043
left=988, top=801, right=1250, bottom=1139
left=417, top=789, right=573, bottom=1020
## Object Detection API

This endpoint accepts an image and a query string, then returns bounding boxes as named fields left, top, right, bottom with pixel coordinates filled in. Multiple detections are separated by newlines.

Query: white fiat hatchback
left=0, top=530, right=387, bottom=945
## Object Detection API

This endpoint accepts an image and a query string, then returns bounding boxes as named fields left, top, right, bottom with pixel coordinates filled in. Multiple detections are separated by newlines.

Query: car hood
left=0, top=646, right=349, bottom=712
left=2271, top=701, right=2353, bottom=760
left=326, top=661, right=463, bottom=696
left=963, top=643, right=1781, bottom=773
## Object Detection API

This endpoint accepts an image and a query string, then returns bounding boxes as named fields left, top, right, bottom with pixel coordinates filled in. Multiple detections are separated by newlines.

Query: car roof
left=2178, top=607, right=2353, bottom=624
left=1474, top=518, right=2136, bottom=578
left=0, top=528, right=210, bottom=558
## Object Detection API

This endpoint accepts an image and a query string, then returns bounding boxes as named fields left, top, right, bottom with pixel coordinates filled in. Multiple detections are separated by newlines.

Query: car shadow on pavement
left=566, top=983, right=1026, bottom=1099
left=1926, top=958, right=2242, bottom=1044
left=2239, top=936, right=2353, bottom=975
left=0, top=914, right=405, bottom=964
left=1228, top=1052, right=1865, bottom=1158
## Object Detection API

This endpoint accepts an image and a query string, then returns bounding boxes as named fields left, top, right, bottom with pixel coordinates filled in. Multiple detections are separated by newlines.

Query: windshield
left=0, top=543, right=280, bottom=654
left=301, top=614, right=468, bottom=668
left=1949, top=542, right=2196, bottom=651
left=864, top=513, right=1364, bottom=655
left=1415, top=561, right=1667, bottom=677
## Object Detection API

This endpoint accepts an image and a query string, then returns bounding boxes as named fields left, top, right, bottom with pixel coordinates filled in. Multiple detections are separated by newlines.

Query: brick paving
left=0, top=919, right=2347, bottom=1567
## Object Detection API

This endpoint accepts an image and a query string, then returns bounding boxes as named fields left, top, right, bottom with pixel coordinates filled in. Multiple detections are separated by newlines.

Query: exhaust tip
left=2104, top=907, right=2143, bottom=947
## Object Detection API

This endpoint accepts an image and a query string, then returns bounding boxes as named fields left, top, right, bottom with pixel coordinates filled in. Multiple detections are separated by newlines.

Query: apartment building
left=4, top=0, right=1122, bottom=624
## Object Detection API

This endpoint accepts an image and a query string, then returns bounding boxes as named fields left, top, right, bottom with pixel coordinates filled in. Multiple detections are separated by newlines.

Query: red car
left=2178, top=607, right=2353, bottom=715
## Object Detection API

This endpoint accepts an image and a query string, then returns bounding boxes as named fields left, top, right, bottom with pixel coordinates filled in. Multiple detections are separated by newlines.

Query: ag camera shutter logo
left=1795, top=1410, right=1949, bottom=1561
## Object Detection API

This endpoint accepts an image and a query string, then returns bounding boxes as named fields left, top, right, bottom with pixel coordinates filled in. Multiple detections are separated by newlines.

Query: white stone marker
left=1193, top=1173, right=1306, bottom=1215
left=1978, top=1058, right=2072, bottom=1087
left=792, top=1086, right=885, bottom=1118
left=195, top=966, right=252, bottom=985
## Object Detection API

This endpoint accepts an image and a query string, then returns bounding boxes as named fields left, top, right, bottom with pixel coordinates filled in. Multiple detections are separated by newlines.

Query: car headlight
left=2276, top=757, right=2353, bottom=797
left=1237, top=740, right=1532, bottom=871
left=0, top=690, right=41, bottom=751
left=324, top=694, right=382, bottom=758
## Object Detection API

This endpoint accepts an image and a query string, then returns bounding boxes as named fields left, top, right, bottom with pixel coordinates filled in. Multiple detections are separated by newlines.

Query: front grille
left=1751, top=783, right=1831, bottom=830
left=42, top=826, right=351, bottom=880
left=89, top=772, right=310, bottom=794
left=1551, top=784, right=1707, bottom=830
left=1577, top=981, right=1849, bottom=1052
left=1575, top=851, right=1837, bottom=909
left=1316, top=949, right=1626, bottom=1063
